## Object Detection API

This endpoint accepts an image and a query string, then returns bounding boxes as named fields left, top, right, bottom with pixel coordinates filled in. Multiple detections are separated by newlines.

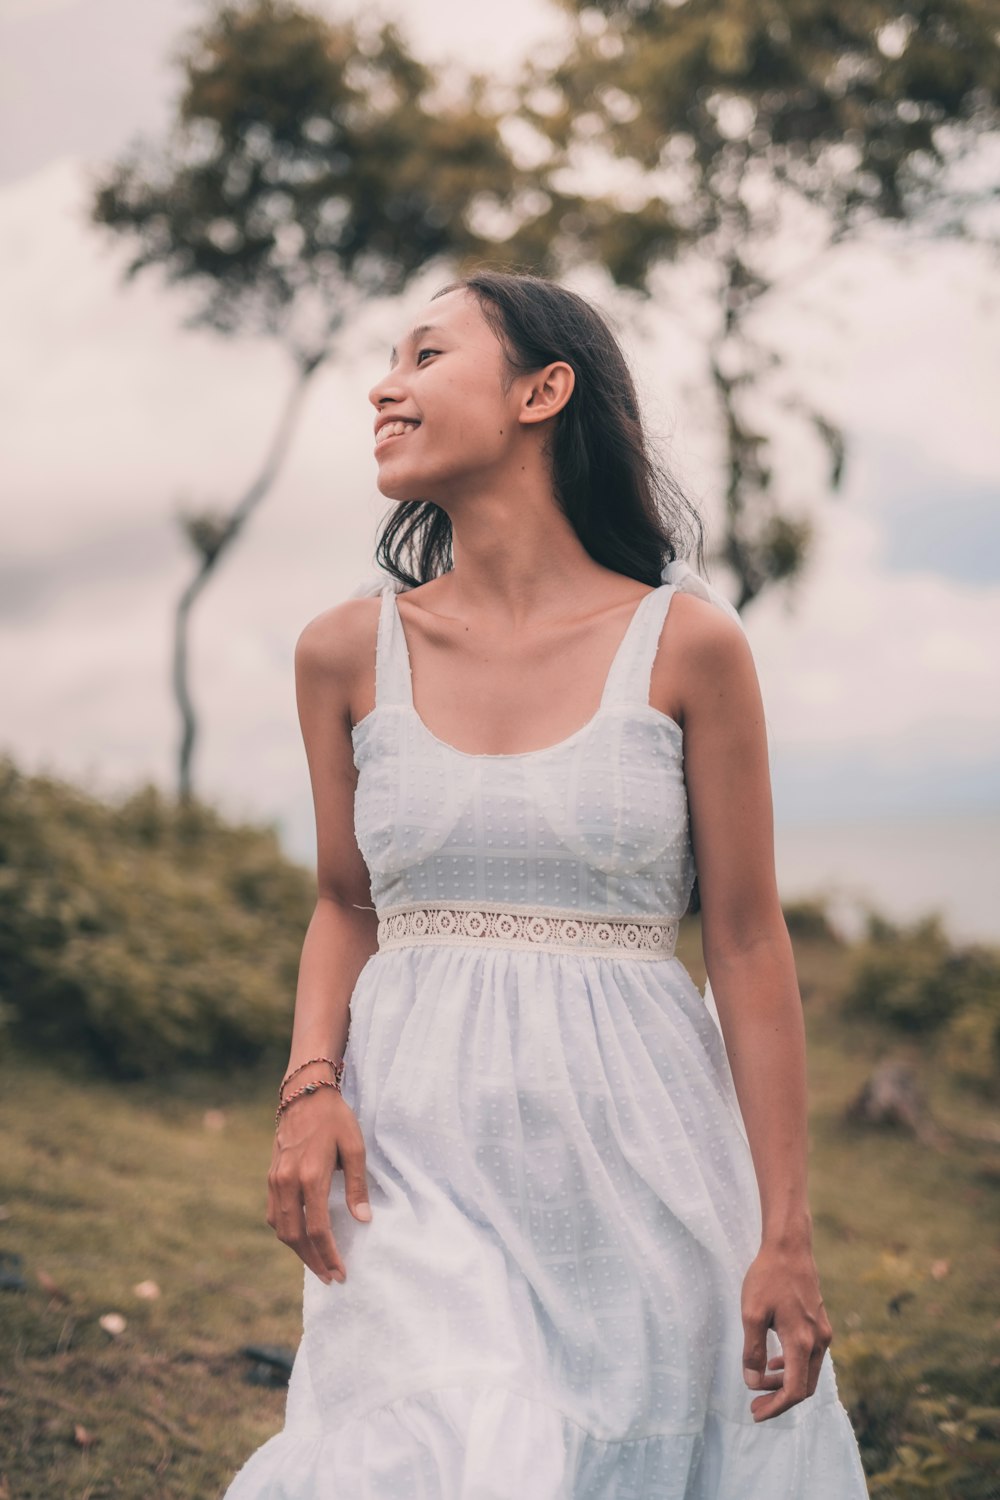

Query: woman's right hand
left=266, top=1088, right=372, bottom=1285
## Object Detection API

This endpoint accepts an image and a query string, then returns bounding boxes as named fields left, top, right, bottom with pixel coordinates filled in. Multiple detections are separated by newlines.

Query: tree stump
left=843, top=1057, right=943, bottom=1147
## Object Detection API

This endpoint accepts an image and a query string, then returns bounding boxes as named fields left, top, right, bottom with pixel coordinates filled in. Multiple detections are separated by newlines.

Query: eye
left=416, top=348, right=440, bottom=364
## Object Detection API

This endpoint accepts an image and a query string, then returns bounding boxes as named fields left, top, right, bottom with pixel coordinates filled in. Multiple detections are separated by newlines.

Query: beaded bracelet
left=280, top=1055, right=344, bottom=1103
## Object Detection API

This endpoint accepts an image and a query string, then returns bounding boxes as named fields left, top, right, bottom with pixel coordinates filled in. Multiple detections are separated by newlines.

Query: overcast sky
left=2, top=0, right=999, bottom=935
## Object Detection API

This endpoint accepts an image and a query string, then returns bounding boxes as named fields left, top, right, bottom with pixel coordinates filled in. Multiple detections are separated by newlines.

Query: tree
left=89, top=0, right=563, bottom=800
left=523, top=0, right=1000, bottom=608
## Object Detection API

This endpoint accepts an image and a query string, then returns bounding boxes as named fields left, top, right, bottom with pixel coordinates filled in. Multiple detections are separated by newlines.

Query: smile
left=375, top=420, right=421, bottom=449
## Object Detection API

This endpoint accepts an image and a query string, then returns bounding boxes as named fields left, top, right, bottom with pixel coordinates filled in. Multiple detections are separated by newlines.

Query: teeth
left=377, top=420, right=419, bottom=444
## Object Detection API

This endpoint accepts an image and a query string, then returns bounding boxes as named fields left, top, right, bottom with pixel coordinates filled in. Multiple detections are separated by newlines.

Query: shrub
left=841, top=913, right=997, bottom=1035
left=940, top=991, right=1000, bottom=1098
left=0, top=756, right=315, bottom=1078
left=834, top=1334, right=1000, bottom=1498
left=782, top=897, right=843, bottom=945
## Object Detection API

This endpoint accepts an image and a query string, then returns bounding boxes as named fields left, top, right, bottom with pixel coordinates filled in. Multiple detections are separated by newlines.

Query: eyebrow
left=389, top=323, right=443, bottom=368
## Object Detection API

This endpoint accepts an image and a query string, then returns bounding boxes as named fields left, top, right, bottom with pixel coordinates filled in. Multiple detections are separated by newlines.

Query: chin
left=376, top=477, right=425, bottom=503
left=375, top=464, right=447, bottom=505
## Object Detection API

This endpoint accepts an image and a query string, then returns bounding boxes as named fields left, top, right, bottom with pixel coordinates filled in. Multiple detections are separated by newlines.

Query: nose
left=368, top=369, right=406, bottom=410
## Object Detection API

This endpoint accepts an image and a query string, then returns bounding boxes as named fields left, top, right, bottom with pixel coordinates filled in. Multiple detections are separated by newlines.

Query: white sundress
left=224, top=575, right=870, bottom=1499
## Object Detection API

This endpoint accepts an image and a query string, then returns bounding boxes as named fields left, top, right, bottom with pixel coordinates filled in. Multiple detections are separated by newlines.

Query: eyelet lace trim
left=377, top=901, right=679, bottom=959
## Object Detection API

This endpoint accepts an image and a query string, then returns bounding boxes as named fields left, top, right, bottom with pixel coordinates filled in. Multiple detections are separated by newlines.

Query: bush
left=0, top=756, right=316, bottom=1078
left=842, top=913, right=995, bottom=1032
left=782, top=896, right=843, bottom=945
left=941, top=993, right=1000, bottom=1098
left=838, top=911, right=1000, bottom=1095
left=834, top=1334, right=1000, bottom=1498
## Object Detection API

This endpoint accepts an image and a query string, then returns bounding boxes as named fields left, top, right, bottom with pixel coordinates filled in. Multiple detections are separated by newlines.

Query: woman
left=224, top=270, right=870, bottom=1496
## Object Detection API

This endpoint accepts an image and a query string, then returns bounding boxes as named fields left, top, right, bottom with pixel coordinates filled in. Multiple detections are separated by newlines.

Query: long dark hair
left=370, top=267, right=706, bottom=589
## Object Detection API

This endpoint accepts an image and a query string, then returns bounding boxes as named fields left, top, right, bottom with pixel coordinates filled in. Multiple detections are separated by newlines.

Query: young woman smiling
left=224, top=270, right=870, bottom=1498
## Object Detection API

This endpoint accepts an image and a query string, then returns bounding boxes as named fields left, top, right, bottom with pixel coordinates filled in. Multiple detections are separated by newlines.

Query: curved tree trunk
left=173, top=351, right=326, bottom=804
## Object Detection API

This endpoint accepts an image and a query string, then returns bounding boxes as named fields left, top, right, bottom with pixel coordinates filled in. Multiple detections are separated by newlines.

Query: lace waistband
left=376, top=902, right=679, bottom=959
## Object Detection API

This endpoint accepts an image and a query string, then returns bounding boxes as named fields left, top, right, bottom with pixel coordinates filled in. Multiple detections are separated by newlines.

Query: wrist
left=280, top=1054, right=344, bottom=1099
left=285, top=1059, right=339, bottom=1087
left=276, top=1054, right=345, bottom=1127
left=760, top=1209, right=814, bottom=1252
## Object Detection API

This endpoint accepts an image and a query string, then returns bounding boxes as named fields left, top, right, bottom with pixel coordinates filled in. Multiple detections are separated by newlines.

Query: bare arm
left=266, top=597, right=381, bottom=1285
left=284, top=602, right=381, bottom=1074
left=669, top=594, right=834, bottom=1421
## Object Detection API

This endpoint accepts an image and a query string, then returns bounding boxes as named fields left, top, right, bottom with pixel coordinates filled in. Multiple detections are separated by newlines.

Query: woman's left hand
left=740, top=1240, right=834, bottom=1422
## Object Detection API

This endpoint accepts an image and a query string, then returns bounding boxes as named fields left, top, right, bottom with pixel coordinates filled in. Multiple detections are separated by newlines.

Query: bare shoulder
left=664, top=589, right=750, bottom=658
left=295, top=596, right=380, bottom=681
left=292, top=599, right=383, bottom=906
left=294, top=596, right=382, bottom=739
left=655, top=590, right=757, bottom=726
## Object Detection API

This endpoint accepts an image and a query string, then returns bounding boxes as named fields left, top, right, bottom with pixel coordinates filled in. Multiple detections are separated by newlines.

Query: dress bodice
left=351, top=583, right=696, bottom=923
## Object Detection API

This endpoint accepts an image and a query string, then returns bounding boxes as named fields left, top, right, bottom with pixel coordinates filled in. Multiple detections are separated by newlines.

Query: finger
left=300, top=1174, right=347, bottom=1282
left=741, top=1302, right=770, bottom=1391
left=269, top=1175, right=344, bottom=1284
left=748, top=1354, right=785, bottom=1392
left=298, top=1229, right=344, bottom=1285
left=751, top=1337, right=811, bottom=1421
left=805, top=1339, right=827, bottom=1398
left=339, top=1136, right=372, bottom=1223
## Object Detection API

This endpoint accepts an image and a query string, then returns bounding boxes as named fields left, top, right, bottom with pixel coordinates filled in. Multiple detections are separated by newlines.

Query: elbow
left=701, top=902, right=790, bottom=971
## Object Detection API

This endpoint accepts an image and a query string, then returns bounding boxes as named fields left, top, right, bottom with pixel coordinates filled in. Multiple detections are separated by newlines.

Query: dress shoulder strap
left=601, top=584, right=677, bottom=710
left=374, top=585, right=414, bottom=709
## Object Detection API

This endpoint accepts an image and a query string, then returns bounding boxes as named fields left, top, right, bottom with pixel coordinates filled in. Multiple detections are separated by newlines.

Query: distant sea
left=774, top=809, right=999, bottom=947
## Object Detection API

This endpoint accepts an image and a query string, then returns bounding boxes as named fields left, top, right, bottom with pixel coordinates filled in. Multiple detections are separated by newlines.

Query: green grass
left=1, top=929, right=998, bottom=1497
left=0, top=1056, right=300, bottom=1498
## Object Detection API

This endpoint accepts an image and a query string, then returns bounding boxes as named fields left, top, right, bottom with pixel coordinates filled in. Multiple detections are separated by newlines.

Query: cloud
left=747, top=496, right=1000, bottom=775
left=849, top=433, right=1000, bottom=586
left=0, top=0, right=80, bottom=17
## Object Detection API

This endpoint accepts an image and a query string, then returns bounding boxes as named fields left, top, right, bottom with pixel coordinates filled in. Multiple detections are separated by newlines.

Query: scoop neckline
left=350, top=700, right=683, bottom=761
left=407, top=700, right=682, bottom=760
left=353, top=584, right=677, bottom=762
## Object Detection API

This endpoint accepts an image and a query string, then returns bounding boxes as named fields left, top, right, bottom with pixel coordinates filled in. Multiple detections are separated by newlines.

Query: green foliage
left=90, top=0, right=570, bottom=349
left=0, top=755, right=314, bottom=1079
left=941, top=990, right=1000, bottom=1098
left=527, top=0, right=1000, bottom=612
left=544, top=0, right=1000, bottom=233
left=835, top=1333, right=1000, bottom=1498
left=782, top=896, right=843, bottom=945
left=843, top=912, right=961, bottom=1031
left=839, top=911, right=1000, bottom=1094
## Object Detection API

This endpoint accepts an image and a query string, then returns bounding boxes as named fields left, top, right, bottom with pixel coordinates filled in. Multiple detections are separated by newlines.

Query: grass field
left=2, top=928, right=998, bottom=1498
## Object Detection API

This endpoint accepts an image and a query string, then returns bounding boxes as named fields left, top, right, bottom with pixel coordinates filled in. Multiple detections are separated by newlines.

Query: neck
left=423, top=461, right=611, bottom=629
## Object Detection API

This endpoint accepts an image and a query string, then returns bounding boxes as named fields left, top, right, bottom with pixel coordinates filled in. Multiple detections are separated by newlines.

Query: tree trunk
left=173, top=352, right=326, bottom=803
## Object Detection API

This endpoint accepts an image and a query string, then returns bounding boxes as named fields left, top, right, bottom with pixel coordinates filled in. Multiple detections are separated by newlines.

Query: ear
left=518, top=361, right=575, bottom=426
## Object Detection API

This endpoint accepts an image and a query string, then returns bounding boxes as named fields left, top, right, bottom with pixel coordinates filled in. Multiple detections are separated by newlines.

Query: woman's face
left=367, top=287, right=525, bottom=504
